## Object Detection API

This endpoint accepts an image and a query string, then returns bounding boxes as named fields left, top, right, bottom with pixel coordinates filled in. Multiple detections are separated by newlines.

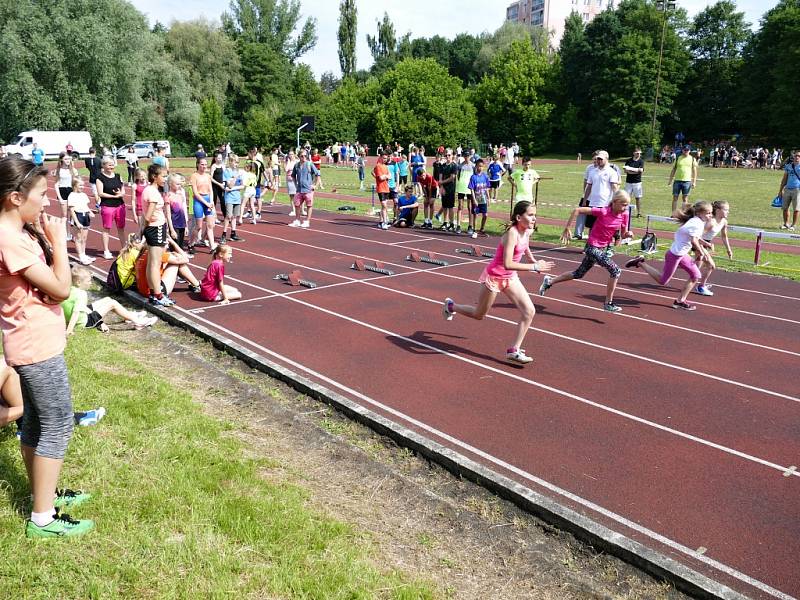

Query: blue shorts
left=193, top=194, right=213, bottom=218
left=672, top=180, right=692, bottom=197
left=255, top=185, right=262, bottom=199
left=472, top=203, right=488, bottom=215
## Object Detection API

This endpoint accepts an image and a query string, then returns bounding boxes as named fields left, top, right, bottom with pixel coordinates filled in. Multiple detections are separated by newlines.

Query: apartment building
left=506, top=0, right=614, bottom=48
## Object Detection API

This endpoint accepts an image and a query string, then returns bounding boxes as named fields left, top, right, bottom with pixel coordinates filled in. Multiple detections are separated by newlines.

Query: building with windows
left=506, top=0, right=613, bottom=49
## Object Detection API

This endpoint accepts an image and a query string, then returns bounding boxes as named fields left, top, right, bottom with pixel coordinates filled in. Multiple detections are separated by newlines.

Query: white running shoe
left=506, top=348, right=533, bottom=364
left=442, top=298, right=455, bottom=321
left=102, top=250, right=113, bottom=260
left=300, top=221, right=310, bottom=228
left=289, top=220, right=301, bottom=227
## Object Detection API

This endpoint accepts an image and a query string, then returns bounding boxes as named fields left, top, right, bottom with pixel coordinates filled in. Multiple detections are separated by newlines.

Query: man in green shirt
left=668, top=146, right=697, bottom=213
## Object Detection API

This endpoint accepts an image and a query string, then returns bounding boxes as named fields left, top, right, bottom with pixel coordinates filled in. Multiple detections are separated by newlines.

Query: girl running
left=694, top=200, right=733, bottom=297
left=131, top=168, right=147, bottom=231
left=625, top=201, right=713, bottom=311
left=199, top=244, right=241, bottom=304
left=442, top=201, right=554, bottom=364
left=67, top=177, right=95, bottom=265
left=0, top=156, right=94, bottom=537
left=538, top=190, right=633, bottom=313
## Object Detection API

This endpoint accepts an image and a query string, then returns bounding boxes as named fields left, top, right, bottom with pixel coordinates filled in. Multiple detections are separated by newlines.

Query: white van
left=3, top=130, right=93, bottom=160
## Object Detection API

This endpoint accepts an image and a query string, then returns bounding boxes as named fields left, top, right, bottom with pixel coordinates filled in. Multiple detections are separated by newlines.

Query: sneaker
left=455, top=226, right=462, bottom=234
left=572, top=234, right=583, bottom=240
left=230, top=233, right=243, bottom=242
left=442, top=298, right=455, bottom=321
left=75, top=407, right=106, bottom=427
left=300, top=221, right=310, bottom=229
left=434, top=214, right=443, bottom=223
left=26, top=510, right=94, bottom=539
left=790, top=226, right=797, bottom=231
left=134, top=316, right=158, bottom=330
left=538, top=275, right=552, bottom=296
left=102, top=250, right=113, bottom=260
left=289, top=220, right=301, bottom=227
left=149, top=295, right=174, bottom=308
left=781, top=224, right=790, bottom=229
left=54, top=488, right=91, bottom=509
left=694, top=285, right=714, bottom=296
left=79, top=255, right=96, bottom=265
left=381, top=222, right=390, bottom=230
left=467, top=227, right=474, bottom=236
left=176, top=276, right=187, bottom=284
left=471, top=231, right=478, bottom=239
left=625, top=256, right=645, bottom=269
left=604, top=302, right=622, bottom=313
left=672, top=300, right=697, bottom=311
left=252, top=219, right=257, bottom=225
left=506, top=348, right=533, bottom=364
left=243, top=211, right=252, bottom=219
left=219, top=233, right=227, bottom=244
left=188, top=284, right=201, bottom=293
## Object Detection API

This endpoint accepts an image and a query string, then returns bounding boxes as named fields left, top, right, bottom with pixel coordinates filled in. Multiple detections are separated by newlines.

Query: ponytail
left=674, top=200, right=711, bottom=224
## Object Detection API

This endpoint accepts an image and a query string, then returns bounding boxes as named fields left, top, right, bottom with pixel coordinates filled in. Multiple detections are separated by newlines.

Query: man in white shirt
left=575, top=150, right=620, bottom=239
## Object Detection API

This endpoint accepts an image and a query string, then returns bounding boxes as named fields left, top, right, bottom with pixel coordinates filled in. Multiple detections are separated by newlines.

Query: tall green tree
left=221, top=0, right=316, bottom=61
left=197, top=97, right=229, bottom=150
left=337, top=0, right=357, bottom=78
left=473, top=38, right=554, bottom=154
left=738, top=0, right=800, bottom=147
left=366, top=12, right=396, bottom=62
left=448, top=33, right=483, bottom=85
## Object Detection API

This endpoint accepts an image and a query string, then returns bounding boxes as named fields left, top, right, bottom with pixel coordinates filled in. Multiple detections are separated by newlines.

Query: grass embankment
left=0, top=331, right=433, bottom=599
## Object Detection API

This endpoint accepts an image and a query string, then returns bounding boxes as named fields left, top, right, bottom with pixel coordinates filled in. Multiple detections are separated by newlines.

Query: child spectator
left=63, top=266, right=157, bottom=333
left=142, top=164, right=172, bottom=306
left=0, top=157, right=93, bottom=537
left=199, top=244, right=241, bottom=304
left=442, top=201, right=554, bottom=365
left=393, top=185, right=419, bottom=228
left=221, top=155, right=244, bottom=244
left=467, top=159, right=490, bottom=237
left=539, top=190, right=633, bottom=313
left=67, top=178, right=95, bottom=265
left=487, top=156, right=505, bottom=203
left=625, top=201, right=712, bottom=310
left=166, top=173, right=189, bottom=253
left=242, top=162, right=258, bottom=225
left=417, top=168, right=439, bottom=229
left=131, top=168, right=147, bottom=231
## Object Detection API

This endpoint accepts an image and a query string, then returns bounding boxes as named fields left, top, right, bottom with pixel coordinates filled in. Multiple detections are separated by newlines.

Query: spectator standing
left=624, top=148, right=645, bottom=218
left=668, top=146, right=697, bottom=213
left=125, top=146, right=138, bottom=184
left=576, top=150, right=619, bottom=239
left=778, top=150, right=800, bottom=230
left=84, top=147, right=102, bottom=208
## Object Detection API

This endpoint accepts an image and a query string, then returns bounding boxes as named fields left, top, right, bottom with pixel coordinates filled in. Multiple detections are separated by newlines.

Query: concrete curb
left=105, top=276, right=747, bottom=600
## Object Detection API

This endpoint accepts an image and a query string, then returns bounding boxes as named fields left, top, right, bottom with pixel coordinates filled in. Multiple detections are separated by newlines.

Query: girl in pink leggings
left=625, top=201, right=712, bottom=311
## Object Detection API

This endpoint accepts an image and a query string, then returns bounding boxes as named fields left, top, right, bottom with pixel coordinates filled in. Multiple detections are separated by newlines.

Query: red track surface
left=61, top=189, right=798, bottom=599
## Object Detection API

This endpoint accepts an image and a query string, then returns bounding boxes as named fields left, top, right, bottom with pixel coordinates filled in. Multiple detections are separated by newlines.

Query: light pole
left=649, top=0, right=676, bottom=160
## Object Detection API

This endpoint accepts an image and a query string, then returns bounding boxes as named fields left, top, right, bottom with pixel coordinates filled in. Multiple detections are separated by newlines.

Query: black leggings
left=127, top=165, right=137, bottom=183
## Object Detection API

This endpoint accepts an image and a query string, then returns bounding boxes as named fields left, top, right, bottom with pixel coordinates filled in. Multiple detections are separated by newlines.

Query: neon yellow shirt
left=674, top=154, right=696, bottom=182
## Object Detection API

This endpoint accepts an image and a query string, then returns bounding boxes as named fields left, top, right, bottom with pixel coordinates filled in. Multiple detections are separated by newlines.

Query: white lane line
left=173, top=306, right=797, bottom=600
left=223, top=230, right=800, bottom=358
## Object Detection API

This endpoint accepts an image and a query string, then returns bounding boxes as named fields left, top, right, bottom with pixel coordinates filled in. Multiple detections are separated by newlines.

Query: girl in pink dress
left=442, top=201, right=554, bottom=364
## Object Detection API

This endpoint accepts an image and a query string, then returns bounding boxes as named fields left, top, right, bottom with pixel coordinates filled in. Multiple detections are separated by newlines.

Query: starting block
left=351, top=258, right=395, bottom=276
left=455, top=245, right=494, bottom=258
left=273, top=269, right=318, bottom=288
left=406, top=251, right=450, bottom=266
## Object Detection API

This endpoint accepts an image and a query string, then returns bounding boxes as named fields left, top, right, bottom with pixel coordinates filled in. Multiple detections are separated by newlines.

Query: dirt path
left=114, top=322, right=688, bottom=600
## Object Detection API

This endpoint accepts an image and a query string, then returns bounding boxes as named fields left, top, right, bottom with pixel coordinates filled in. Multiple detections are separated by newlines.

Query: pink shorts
left=101, top=204, right=126, bottom=229
left=294, top=192, right=314, bottom=207
left=479, top=271, right=517, bottom=293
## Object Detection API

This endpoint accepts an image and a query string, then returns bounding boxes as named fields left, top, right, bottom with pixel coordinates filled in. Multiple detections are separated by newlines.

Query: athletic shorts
left=625, top=182, right=643, bottom=198
left=193, top=194, right=213, bottom=218
left=294, top=192, right=314, bottom=207
left=378, top=192, right=390, bottom=203
left=441, top=190, right=456, bottom=209
left=84, top=307, right=104, bottom=329
left=490, top=180, right=500, bottom=189
left=225, top=202, right=242, bottom=217
left=479, top=270, right=517, bottom=294
left=74, top=211, right=90, bottom=228
left=388, top=189, right=397, bottom=200
left=101, top=204, right=126, bottom=229
left=58, top=187, right=72, bottom=203
left=782, top=188, right=798, bottom=211
left=457, top=192, right=471, bottom=201
left=255, top=185, right=262, bottom=199
left=472, top=203, right=488, bottom=215
left=143, top=223, right=167, bottom=247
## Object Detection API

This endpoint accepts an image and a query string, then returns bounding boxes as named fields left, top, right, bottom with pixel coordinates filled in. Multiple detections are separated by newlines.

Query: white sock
left=31, top=509, right=56, bottom=527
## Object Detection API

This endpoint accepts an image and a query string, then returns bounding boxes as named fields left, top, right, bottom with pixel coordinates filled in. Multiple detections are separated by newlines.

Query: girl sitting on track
left=538, top=190, right=633, bottom=313
left=442, top=200, right=554, bottom=365
left=694, top=200, right=733, bottom=297
left=199, top=244, right=241, bottom=304
left=625, top=201, right=712, bottom=311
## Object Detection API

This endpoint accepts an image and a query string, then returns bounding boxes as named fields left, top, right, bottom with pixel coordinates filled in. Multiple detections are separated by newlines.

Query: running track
left=64, top=195, right=798, bottom=599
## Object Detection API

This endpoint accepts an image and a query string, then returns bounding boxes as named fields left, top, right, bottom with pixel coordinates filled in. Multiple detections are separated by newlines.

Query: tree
left=366, top=12, right=396, bottom=62
left=373, top=59, right=476, bottom=149
left=738, top=0, right=800, bottom=147
left=337, top=0, right=357, bottom=78
left=473, top=21, right=550, bottom=79
left=197, top=97, right=228, bottom=150
left=165, top=18, right=242, bottom=105
left=448, top=34, right=483, bottom=85
left=319, top=71, right=340, bottom=94
left=473, top=38, right=554, bottom=154
left=222, top=0, right=317, bottom=61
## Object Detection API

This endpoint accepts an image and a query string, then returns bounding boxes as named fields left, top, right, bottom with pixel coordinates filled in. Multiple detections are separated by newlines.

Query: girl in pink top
left=0, top=156, right=93, bottom=537
left=538, top=190, right=633, bottom=313
left=199, top=244, right=241, bottom=303
left=131, top=168, right=147, bottom=230
left=442, top=201, right=554, bottom=364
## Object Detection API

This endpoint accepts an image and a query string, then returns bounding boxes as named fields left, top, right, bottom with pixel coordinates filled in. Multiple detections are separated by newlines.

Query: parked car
left=116, top=142, right=155, bottom=159
left=3, top=130, right=93, bottom=160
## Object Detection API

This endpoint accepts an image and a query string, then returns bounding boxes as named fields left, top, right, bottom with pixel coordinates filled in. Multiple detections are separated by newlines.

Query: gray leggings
left=15, top=354, right=74, bottom=459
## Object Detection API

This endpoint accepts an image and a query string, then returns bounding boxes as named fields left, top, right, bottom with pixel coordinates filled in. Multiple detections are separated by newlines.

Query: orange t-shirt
left=373, top=162, right=389, bottom=194
left=0, top=225, right=66, bottom=365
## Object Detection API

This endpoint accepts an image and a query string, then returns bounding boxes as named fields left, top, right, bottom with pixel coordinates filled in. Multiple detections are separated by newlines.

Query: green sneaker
left=26, top=510, right=94, bottom=539
left=53, top=488, right=91, bottom=509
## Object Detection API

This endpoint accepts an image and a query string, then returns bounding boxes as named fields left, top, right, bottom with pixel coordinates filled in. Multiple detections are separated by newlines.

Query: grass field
left=0, top=331, right=433, bottom=599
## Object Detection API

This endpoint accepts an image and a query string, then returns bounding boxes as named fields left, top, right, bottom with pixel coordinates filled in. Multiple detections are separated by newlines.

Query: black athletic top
left=96, top=172, right=124, bottom=207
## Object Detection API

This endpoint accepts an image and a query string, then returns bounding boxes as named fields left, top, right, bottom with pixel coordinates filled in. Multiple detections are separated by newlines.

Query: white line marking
left=174, top=306, right=796, bottom=600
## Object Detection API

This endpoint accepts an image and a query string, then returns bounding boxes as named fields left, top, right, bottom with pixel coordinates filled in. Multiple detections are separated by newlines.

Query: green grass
left=0, top=332, right=434, bottom=599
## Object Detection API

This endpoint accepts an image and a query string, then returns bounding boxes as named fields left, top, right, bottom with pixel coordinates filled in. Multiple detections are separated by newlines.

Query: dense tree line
left=1, top=0, right=797, bottom=156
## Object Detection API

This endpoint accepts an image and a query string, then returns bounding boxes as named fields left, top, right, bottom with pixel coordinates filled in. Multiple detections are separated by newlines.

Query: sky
left=131, top=0, right=778, bottom=78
